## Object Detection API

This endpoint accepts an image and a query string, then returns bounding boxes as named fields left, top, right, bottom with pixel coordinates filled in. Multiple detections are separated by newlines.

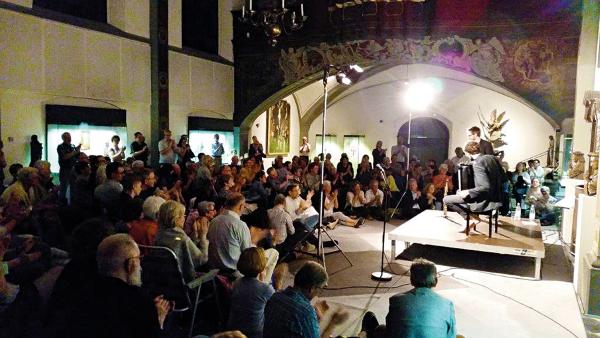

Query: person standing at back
left=158, top=129, right=178, bottom=165
left=212, top=134, right=225, bottom=168
left=57, top=132, right=81, bottom=204
left=467, top=126, right=494, bottom=156
left=130, top=132, right=149, bottom=166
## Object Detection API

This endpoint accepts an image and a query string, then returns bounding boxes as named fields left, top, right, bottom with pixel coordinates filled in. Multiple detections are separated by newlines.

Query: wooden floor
left=388, top=210, right=545, bottom=279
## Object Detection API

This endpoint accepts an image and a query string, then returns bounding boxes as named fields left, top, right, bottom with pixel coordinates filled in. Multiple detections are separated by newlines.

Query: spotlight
left=334, top=64, right=364, bottom=86
left=404, top=80, right=437, bottom=111
left=336, top=73, right=352, bottom=86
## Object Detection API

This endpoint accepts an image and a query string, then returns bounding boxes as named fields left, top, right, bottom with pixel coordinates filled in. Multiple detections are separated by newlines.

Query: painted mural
left=278, top=35, right=576, bottom=124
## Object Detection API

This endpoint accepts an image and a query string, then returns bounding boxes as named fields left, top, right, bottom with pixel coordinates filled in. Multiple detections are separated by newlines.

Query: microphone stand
left=371, top=166, right=393, bottom=281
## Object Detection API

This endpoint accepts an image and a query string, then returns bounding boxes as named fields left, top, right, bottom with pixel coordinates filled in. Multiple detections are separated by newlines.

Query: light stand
left=315, top=64, right=362, bottom=272
left=371, top=167, right=393, bottom=281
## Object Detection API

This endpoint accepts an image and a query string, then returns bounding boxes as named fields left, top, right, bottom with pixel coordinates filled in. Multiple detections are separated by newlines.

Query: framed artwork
left=266, top=100, right=291, bottom=155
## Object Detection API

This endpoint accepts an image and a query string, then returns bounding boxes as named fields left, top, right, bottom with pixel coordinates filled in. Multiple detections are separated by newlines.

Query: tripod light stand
left=316, top=64, right=363, bottom=272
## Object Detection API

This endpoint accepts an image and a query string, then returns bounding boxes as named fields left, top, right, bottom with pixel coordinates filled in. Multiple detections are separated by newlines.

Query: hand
left=154, top=295, right=171, bottom=328
left=314, top=300, right=330, bottom=321
left=307, top=190, right=315, bottom=199
left=196, top=219, right=209, bottom=237
left=415, top=191, right=421, bottom=198
left=329, top=309, right=350, bottom=326
left=76, top=144, right=82, bottom=151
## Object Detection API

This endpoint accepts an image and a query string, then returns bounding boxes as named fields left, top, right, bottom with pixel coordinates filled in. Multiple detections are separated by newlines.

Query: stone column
left=150, top=0, right=169, bottom=167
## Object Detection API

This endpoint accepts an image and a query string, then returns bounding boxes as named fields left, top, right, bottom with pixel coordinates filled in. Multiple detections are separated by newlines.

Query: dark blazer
left=465, top=154, right=505, bottom=212
left=479, top=139, right=494, bottom=156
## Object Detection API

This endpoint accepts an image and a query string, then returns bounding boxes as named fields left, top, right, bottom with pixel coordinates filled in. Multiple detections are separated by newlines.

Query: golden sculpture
left=568, top=151, right=586, bottom=179
left=585, top=153, right=598, bottom=196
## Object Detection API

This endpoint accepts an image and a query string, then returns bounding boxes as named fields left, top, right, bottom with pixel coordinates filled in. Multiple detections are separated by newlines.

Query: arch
left=239, top=63, right=560, bottom=153
left=398, top=117, right=450, bottom=167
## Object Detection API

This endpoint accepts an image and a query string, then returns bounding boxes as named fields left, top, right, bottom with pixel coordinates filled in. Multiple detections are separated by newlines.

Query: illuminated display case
left=188, top=117, right=235, bottom=162
left=45, top=105, right=127, bottom=173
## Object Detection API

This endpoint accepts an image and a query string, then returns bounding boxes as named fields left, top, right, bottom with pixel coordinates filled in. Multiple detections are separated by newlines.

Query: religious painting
left=266, top=100, right=291, bottom=155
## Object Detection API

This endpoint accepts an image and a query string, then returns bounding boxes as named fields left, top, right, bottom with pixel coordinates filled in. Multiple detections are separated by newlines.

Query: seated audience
left=207, top=193, right=253, bottom=277
left=304, top=163, right=321, bottom=192
left=322, top=181, right=363, bottom=228
left=528, top=159, right=545, bottom=183
left=264, top=261, right=348, bottom=338
left=399, top=178, right=426, bottom=218
left=346, top=181, right=367, bottom=218
left=185, top=200, right=217, bottom=246
left=139, top=169, right=158, bottom=200
left=46, top=218, right=109, bottom=337
left=365, top=179, right=385, bottom=220
left=129, top=196, right=165, bottom=247
left=63, top=234, right=171, bottom=337
left=336, top=154, right=354, bottom=187
left=450, top=147, right=471, bottom=173
left=511, top=162, right=530, bottom=206
left=525, top=178, right=543, bottom=211
left=267, top=194, right=294, bottom=246
left=356, top=154, right=373, bottom=188
left=1, top=167, right=39, bottom=208
left=267, top=167, right=289, bottom=196
left=245, top=171, right=269, bottom=207
left=536, top=186, right=557, bottom=225
left=94, top=162, right=124, bottom=214
left=285, top=184, right=319, bottom=231
left=154, top=200, right=208, bottom=283
left=228, top=247, right=275, bottom=338
left=421, top=183, right=438, bottom=211
left=361, top=258, right=455, bottom=338
left=432, top=164, right=453, bottom=198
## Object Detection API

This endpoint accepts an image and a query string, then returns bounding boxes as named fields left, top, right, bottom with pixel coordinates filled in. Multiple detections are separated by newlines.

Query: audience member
left=29, top=135, right=43, bottom=167
left=264, top=261, right=348, bottom=338
left=268, top=194, right=294, bottom=246
left=177, top=134, right=195, bottom=167
left=365, top=179, right=384, bottom=220
left=158, top=129, right=178, bottom=165
left=528, top=159, right=545, bottom=183
left=322, top=181, right=362, bottom=228
left=212, top=134, right=225, bottom=168
left=57, top=132, right=81, bottom=203
left=130, top=132, right=149, bottom=166
left=346, top=181, right=367, bottom=218
left=228, top=247, right=275, bottom=338
left=248, top=136, right=266, bottom=162
left=94, top=162, right=125, bottom=217
left=299, top=137, right=311, bottom=162
left=450, top=147, right=471, bottom=172
left=391, top=135, right=408, bottom=168
left=129, top=196, right=165, bottom=247
left=109, top=135, right=126, bottom=163
left=361, top=259, right=455, bottom=338
left=154, top=200, right=208, bottom=282
left=63, top=234, right=171, bottom=337
left=399, top=178, right=425, bottom=218
left=372, top=140, right=386, bottom=166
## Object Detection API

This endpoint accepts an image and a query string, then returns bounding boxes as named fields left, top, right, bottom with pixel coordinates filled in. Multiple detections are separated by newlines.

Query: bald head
left=97, top=234, right=141, bottom=286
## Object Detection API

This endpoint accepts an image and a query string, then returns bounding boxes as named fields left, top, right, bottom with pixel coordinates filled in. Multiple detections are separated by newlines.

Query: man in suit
left=399, top=178, right=426, bottom=219
left=443, top=141, right=505, bottom=233
left=359, top=259, right=456, bottom=338
left=468, top=126, right=494, bottom=155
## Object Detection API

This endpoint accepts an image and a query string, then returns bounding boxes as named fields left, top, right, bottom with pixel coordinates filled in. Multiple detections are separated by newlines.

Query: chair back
left=138, top=244, right=191, bottom=311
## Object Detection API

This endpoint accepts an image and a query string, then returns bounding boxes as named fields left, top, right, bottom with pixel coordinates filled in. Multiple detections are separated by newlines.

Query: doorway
left=398, top=117, right=449, bottom=167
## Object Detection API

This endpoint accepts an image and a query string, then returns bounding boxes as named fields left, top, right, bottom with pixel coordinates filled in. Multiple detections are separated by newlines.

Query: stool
left=465, top=203, right=501, bottom=237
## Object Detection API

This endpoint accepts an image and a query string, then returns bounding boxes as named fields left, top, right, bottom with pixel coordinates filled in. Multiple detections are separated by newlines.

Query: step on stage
left=388, top=210, right=545, bottom=279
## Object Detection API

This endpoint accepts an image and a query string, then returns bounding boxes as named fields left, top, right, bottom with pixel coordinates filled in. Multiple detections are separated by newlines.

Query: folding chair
left=138, top=245, right=222, bottom=338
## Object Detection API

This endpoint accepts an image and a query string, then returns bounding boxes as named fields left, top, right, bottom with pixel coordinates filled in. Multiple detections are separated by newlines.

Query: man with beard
left=63, top=234, right=171, bottom=338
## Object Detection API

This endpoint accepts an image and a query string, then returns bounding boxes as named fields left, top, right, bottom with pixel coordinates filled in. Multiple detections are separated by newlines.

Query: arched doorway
left=398, top=117, right=449, bottom=167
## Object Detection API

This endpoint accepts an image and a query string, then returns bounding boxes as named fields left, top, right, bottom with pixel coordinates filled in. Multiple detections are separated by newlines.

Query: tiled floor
left=309, top=218, right=586, bottom=338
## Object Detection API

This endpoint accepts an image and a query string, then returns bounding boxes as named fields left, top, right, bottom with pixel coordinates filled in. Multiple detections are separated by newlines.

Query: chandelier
left=239, top=0, right=308, bottom=46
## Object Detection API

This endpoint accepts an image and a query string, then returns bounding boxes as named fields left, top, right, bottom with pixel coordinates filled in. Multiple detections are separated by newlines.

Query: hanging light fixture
left=239, top=0, right=308, bottom=46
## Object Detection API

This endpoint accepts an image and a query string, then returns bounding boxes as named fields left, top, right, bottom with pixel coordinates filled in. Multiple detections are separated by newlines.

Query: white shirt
left=158, top=139, right=177, bottom=164
left=346, top=191, right=365, bottom=208
left=365, top=189, right=384, bottom=206
left=284, top=196, right=318, bottom=220
left=299, top=143, right=311, bottom=156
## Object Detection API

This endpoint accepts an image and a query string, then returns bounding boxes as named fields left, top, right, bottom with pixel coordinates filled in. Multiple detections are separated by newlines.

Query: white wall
left=0, top=8, right=233, bottom=167
left=307, top=77, right=555, bottom=169
left=247, top=95, right=300, bottom=162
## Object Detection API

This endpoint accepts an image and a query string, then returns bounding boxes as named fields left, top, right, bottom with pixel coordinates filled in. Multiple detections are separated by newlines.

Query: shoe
left=357, top=217, right=365, bottom=226
left=361, top=311, right=379, bottom=336
left=323, top=240, right=339, bottom=248
left=326, top=219, right=339, bottom=230
left=302, top=243, right=316, bottom=252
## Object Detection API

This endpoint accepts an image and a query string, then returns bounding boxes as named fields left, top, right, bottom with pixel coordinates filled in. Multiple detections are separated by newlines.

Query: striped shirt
left=267, top=205, right=295, bottom=245
left=263, top=287, right=319, bottom=338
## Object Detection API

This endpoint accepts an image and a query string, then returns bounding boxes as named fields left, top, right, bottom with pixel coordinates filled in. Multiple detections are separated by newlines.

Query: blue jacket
left=386, top=287, right=456, bottom=338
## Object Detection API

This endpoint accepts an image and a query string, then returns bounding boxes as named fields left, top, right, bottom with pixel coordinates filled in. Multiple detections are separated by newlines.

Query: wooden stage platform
left=388, top=210, right=546, bottom=279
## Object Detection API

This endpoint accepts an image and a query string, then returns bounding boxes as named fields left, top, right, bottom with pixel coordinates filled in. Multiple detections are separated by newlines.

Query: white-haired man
left=64, top=234, right=171, bottom=337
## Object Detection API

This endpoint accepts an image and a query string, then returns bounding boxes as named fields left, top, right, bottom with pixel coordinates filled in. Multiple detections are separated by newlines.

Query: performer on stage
left=467, top=126, right=494, bottom=156
left=443, top=142, right=504, bottom=233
